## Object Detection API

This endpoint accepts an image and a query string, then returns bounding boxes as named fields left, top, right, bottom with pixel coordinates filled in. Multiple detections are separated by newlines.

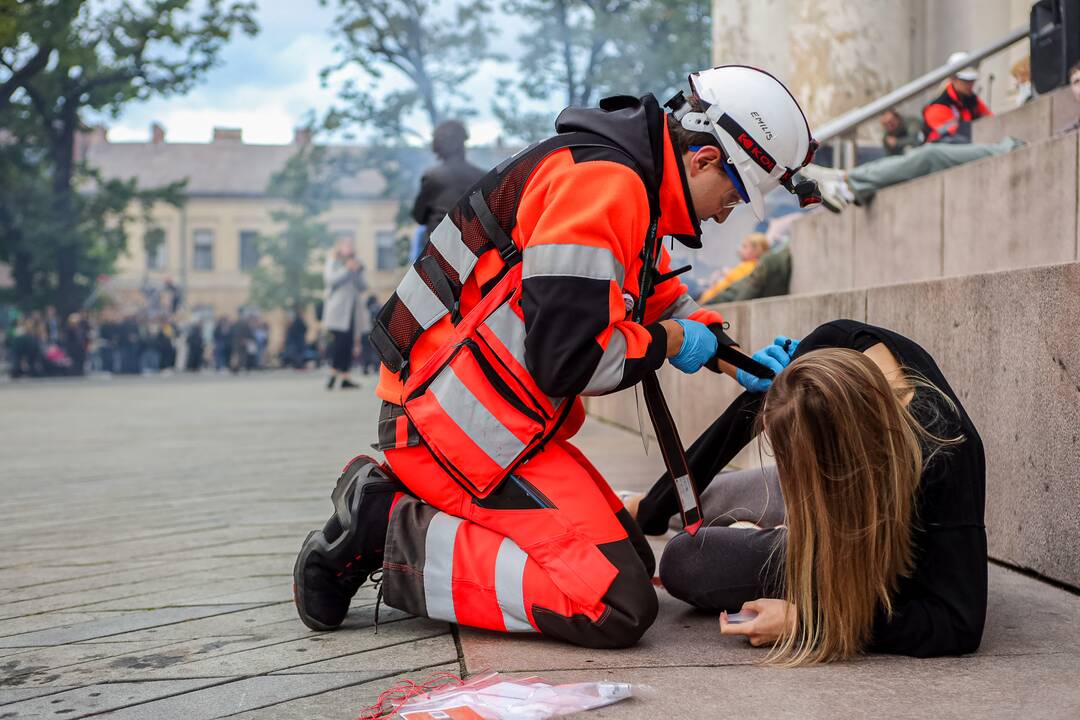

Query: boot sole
left=293, top=530, right=340, bottom=632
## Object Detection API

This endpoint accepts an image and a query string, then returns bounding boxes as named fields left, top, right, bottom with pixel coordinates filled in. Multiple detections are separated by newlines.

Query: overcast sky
left=104, top=0, right=518, bottom=146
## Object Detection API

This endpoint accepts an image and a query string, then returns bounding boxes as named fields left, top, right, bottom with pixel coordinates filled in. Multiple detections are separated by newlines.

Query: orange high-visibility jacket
left=922, top=83, right=991, bottom=143
left=375, top=96, right=726, bottom=443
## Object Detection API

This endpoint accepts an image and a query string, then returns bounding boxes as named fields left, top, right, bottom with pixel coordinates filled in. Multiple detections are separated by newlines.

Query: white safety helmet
left=666, top=65, right=819, bottom=220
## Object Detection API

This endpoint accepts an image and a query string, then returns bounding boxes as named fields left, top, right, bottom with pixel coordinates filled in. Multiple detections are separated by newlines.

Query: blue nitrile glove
left=773, top=335, right=800, bottom=358
left=669, top=319, right=718, bottom=374
left=736, top=341, right=791, bottom=393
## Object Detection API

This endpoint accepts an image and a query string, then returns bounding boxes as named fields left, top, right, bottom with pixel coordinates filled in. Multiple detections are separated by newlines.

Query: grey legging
left=658, top=466, right=788, bottom=612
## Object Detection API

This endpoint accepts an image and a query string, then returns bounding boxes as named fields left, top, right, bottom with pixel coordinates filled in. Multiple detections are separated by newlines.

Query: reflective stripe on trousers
left=420, top=510, right=536, bottom=632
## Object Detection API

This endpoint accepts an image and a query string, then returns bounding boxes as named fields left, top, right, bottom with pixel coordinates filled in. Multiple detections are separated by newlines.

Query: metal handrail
left=815, top=25, right=1028, bottom=143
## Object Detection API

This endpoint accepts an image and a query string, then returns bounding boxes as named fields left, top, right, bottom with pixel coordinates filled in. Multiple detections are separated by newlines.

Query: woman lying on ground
left=632, top=319, right=987, bottom=665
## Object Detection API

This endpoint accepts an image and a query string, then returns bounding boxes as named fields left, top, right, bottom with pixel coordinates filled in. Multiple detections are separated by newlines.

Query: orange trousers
left=381, top=438, right=657, bottom=648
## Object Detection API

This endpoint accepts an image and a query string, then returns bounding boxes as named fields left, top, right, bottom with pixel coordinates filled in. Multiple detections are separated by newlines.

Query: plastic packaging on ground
left=360, top=670, right=639, bottom=719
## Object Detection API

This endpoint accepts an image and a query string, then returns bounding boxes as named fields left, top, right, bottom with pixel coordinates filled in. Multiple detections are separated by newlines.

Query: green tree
left=247, top=140, right=359, bottom=311
left=320, top=0, right=494, bottom=138
left=1, top=0, right=258, bottom=313
left=0, top=0, right=74, bottom=110
left=495, top=0, right=711, bottom=141
left=319, top=0, right=495, bottom=270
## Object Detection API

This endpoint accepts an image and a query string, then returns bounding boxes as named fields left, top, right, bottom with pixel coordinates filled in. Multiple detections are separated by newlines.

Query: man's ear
left=689, top=146, right=722, bottom=175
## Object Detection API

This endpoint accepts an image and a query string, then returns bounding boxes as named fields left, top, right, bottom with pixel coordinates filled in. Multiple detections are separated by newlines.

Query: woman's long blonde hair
left=760, top=347, right=958, bottom=666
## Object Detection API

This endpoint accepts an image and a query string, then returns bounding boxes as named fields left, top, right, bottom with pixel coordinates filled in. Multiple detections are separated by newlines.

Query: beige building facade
left=82, top=125, right=403, bottom=319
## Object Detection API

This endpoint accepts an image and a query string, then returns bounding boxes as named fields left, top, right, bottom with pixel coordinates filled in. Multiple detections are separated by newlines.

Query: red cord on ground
left=357, top=671, right=465, bottom=719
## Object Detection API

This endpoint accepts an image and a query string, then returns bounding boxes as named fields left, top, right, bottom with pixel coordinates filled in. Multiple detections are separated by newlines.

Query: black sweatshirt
left=638, top=319, right=987, bottom=657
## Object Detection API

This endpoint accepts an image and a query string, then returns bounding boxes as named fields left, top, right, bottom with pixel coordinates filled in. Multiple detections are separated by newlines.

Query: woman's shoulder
left=793, top=319, right=868, bottom=355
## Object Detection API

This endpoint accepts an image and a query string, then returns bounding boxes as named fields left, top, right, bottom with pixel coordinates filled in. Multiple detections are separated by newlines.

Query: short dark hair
left=432, top=120, right=468, bottom=160
left=666, top=95, right=719, bottom=156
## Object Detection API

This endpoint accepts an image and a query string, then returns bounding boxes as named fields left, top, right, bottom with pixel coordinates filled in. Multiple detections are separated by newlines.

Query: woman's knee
left=658, top=531, right=704, bottom=605
left=660, top=527, right=782, bottom=612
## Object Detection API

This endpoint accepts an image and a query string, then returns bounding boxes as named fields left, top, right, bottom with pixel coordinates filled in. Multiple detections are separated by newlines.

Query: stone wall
left=587, top=262, right=1080, bottom=588
left=790, top=130, right=1080, bottom=294
left=973, top=86, right=1080, bottom=144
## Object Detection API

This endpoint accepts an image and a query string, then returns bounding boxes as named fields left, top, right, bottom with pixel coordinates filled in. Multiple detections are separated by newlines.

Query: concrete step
left=788, top=127, right=1079, bottom=296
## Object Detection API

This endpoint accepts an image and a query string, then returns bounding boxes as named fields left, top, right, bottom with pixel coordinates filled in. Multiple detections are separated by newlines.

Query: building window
left=145, top=228, right=167, bottom=271
left=239, top=230, right=260, bottom=270
left=193, top=229, right=214, bottom=271
left=376, top=229, right=397, bottom=270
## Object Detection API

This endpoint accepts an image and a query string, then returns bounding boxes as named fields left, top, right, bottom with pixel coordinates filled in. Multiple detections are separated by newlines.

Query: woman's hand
left=719, top=598, right=795, bottom=647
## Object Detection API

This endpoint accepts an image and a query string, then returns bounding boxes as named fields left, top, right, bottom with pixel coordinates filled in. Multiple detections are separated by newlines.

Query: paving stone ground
left=1, top=372, right=1078, bottom=719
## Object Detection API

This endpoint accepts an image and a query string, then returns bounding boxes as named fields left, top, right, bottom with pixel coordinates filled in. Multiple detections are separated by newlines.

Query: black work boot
left=293, top=455, right=403, bottom=631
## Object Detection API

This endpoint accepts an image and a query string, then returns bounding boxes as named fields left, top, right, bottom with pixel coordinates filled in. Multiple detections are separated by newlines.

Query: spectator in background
left=411, top=120, right=487, bottom=242
left=44, top=306, right=60, bottom=344
left=186, top=322, right=205, bottom=371
left=63, top=313, right=88, bottom=376
left=801, top=135, right=1023, bottom=212
left=699, top=233, right=770, bottom=304
left=8, top=315, right=44, bottom=378
left=253, top=320, right=269, bottom=368
left=1010, top=56, right=1033, bottom=107
left=118, top=315, right=140, bottom=374
left=283, top=304, right=308, bottom=369
left=323, top=238, right=367, bottom=389
left=1056, top=62, right=1080, bottom=135
left=229, top=312, right=254, bottom=373
left=164, top=277, right=183, bottom=315
left=213, top=316, right=232, bottom=371
left=922, top=52, right=991, bottom=144
left=358, top=294, right=380, bottom=375
left=879, top=108, right=922, bottom=156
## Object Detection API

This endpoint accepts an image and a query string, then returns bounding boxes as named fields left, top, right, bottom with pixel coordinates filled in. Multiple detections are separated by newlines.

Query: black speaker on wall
left=1031, top=0, right=1080, bottom=93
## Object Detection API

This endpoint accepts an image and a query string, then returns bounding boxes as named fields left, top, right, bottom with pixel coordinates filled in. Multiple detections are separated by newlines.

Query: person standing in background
left=186, top=321, right=205, bottom=371
left=411, top=120, right=487, bottom=242
left=213, top=316, right=231, bottom=371
left=358, top=294, right=380, bottom=375
left=284, top=304, right=308, bottom=369
left=322, top=238, right=366, bottom=390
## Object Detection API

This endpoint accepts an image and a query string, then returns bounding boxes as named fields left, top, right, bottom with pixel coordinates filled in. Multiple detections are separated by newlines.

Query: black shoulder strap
left=469, top=190, right=521, bottom=266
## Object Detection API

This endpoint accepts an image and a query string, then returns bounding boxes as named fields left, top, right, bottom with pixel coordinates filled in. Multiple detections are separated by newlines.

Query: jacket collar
left=657, top=123, right=702, bottom=243
left=945, top=83, right=977, bottom=110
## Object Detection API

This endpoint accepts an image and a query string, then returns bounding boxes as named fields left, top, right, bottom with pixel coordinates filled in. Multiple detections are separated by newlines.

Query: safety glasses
left=689, top=144, right=750, bottom=210
left=720, top=154, right=751, bottom=205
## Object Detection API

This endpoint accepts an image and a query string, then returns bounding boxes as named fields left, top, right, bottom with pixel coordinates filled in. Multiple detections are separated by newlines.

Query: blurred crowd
left=1, top=306, right=274, bottom=379
left=1, top=299, right=384, bottom=381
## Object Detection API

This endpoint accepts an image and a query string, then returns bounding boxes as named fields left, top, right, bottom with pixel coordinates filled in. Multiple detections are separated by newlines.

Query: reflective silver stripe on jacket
left=483, top=300, right=564, bottom=410
left=581, top=329, right=627, bottom=396
left=423, top=512, right=462, bottom=623
left=429, top=365, right=526, bottom=469
left=429, top=216, right=478, bottom=282
left=398, top=265, right=448, bottom=330
left=663, top=292, right=702, bottom=320
left=484, top=301, right=527, bottom=368
left=494, top=537, right=535, bottom=632
left=522, top=243, right=624, bottom=287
